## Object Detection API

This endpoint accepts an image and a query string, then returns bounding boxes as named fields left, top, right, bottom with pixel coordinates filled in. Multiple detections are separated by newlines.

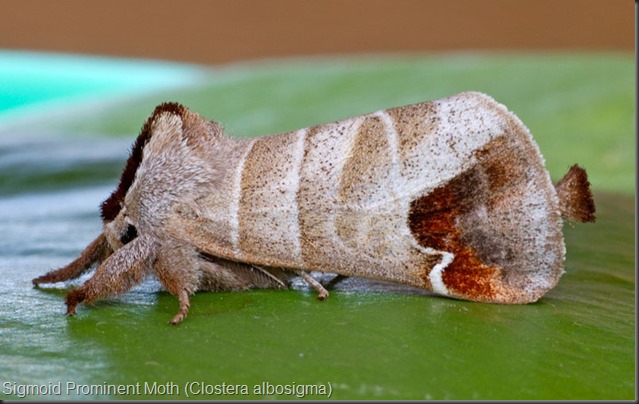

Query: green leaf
left=0, top=53, right=634, bottom=400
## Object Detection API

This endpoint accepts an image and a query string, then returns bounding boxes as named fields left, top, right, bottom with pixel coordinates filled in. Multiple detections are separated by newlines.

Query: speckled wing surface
left=166, top=92, right=594, bottom=304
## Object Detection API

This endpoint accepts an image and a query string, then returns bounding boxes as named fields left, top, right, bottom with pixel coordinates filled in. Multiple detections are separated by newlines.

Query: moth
left=33, top=91, right=596, bottom=324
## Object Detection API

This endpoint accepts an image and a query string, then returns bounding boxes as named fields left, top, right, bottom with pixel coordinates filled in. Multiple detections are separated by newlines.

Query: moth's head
left=98, top=102, right=187, bottom=250
left=99, top=102, right=225, bottom=251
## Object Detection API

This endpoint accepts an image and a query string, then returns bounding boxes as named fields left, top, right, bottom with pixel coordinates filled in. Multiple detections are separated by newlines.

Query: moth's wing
left=286, top=91, right=566, bottom=303
left=385, top=92, right=567, bottom=304
left=167, top=92, right=566, bottom=304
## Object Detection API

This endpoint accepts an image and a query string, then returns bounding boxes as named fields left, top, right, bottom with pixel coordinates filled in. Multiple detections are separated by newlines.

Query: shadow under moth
left=33, top=92, right=596, bottom=324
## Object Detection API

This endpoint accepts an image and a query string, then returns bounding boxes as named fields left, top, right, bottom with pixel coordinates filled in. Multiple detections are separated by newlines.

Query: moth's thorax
left=124, top=111, right=239, bottom=234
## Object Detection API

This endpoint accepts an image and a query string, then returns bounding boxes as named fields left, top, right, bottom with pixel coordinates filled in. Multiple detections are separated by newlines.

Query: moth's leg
left=65, top=236, right=154, bottom=315
left=33, top=234, right=112, bottom=286
left=171, top=289, right=191, bottom=326
left=198, top=254, right=288, bottom=291
left=197, top=258, right=253, bottom=291
left=153, top=243, right=200, bottom=325
left=249, top=265, right=288, bottom=289
left=296, top=270, right=328, bottom=301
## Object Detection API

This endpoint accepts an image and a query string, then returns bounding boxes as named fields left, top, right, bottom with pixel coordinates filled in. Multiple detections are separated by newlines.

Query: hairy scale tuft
left=554, top=164, right=596, bottom=223
left=100, top=102, right=187, bottom=222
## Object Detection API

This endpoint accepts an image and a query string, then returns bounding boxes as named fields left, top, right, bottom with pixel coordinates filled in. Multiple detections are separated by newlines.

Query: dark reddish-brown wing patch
left=408, top=167, right=498, bottom=300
